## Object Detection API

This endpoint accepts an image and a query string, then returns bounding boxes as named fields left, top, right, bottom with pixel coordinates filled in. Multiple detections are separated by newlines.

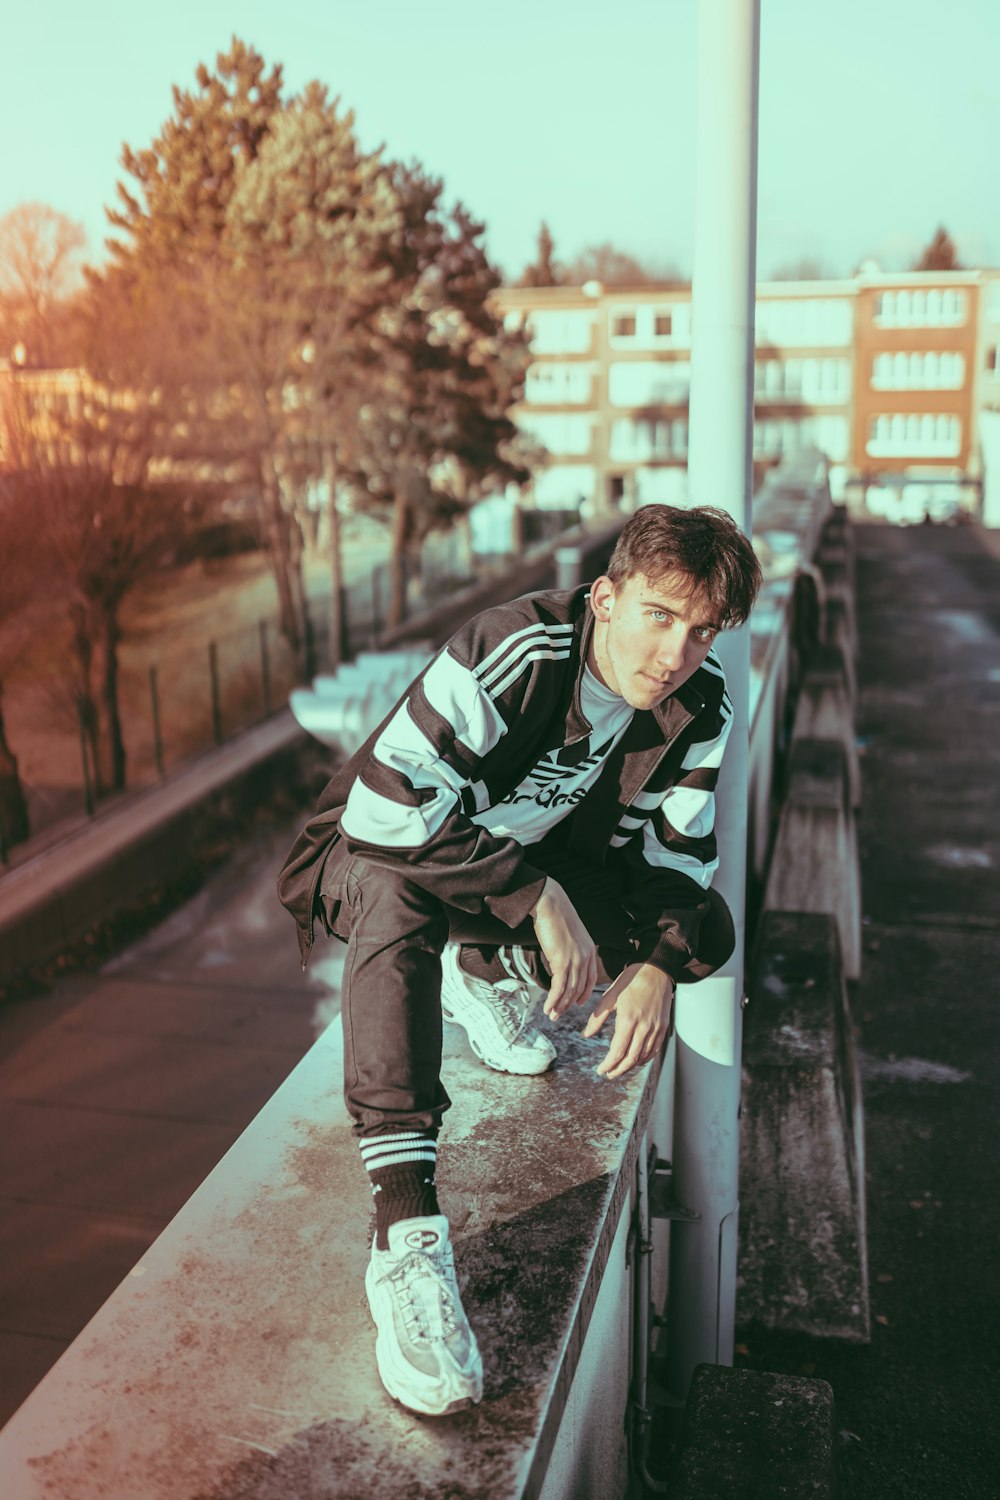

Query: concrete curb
left=672, top=1364, right=838, bottom=1498
left=0, top=714, right=313, bottom=983
left=738, top=911, right=870, bottom=1343
left=763, top=738, right=862, bottom=982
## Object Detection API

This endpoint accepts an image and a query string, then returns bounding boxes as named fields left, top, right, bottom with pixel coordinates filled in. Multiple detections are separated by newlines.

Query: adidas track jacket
left=278, top=584, right=734, bottom=979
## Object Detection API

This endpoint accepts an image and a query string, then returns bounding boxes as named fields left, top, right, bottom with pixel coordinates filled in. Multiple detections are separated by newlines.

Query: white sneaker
left=365, top=1215, right=483, bottom=1416
left=440, top=943, right=556, bottom=1076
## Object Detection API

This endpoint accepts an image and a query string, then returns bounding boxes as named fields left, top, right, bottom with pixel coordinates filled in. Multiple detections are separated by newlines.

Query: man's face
left=588, top=570, right=721, bottom=710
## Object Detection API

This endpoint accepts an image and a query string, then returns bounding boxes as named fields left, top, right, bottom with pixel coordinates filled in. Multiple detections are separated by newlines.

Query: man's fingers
left=548, top=948, right=599, bottom=1018
left=543, top=965, right=568, bottom=1019
left=582, top=980, right=621, bottom=1037
left=597, top=1012, right=670, bottom=1079
left=576, top=952, right=600, bottom=1007
left=596, top=1014, right=638, bottom=1076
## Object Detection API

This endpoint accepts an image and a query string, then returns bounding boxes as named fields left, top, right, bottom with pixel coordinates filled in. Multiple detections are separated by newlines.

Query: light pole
left=664, top=0, right=761, bottom=1401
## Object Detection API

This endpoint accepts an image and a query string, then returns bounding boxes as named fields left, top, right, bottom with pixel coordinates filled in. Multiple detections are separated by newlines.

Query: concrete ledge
left=791, top=649, right=860, bottom=809
left=0, top=713, right=313, bottom=984
left=764, top=739, right=861, bottom=980
left=672, top=1364, right=838, bottom=1499
left=0, top=1004, right=660, bottom=1499
left=738, top=910, right=869, bottom=1343
left=817, top=559, right=856, bottom=661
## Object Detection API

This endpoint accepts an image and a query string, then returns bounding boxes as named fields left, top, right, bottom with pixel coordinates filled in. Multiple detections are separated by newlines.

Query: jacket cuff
left=632, top=928, right=690, bottom=980
left=485, top=867, right=548, bottom=929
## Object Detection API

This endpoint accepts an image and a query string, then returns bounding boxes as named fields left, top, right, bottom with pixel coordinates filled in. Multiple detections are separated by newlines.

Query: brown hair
left=606, top=504, right=762, bottom=628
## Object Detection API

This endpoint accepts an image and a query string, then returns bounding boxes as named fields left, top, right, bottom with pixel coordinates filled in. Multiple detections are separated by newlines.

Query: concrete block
left=818, top=559, right=856, bottom=659
left=672, top=1364, right=837, bottom=1499
left=764, top=740, right=862, bottom=980
left=738, top=910, right=869, bottom=1343
left=792, top=651, right=860, bottom=808
left=822, top=598, right=855, bottom=666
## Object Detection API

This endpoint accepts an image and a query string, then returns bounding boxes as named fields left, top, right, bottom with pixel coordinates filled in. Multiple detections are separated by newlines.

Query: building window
left=873, top=288, right=968, bottom=328
left=755, top=356, right=848, bottom=402
left=609, top=417, right=687, bottom=461
left=523, top=309, right=596, bottom=354
left=608, top=360, right=691, bottom=406
left=517, top=411, right=594, bottom=456
left=654, top=312, right=672, bottom=337
left=524, top=363, right=594, bottom=405
left=755, top=297, right=853, bottom=347
left=870, top=350, right=964, bottom=389
left=611, top=311, right=637, bottom=338
left=866, top=413, right=960, bottom=457
left=986, top=345, right=999, bottom=373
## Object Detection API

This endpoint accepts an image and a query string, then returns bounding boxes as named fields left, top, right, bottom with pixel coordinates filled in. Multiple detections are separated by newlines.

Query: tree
left=0, top=202, right=87, bottom=365
left=106, top=39, right=311, bottom=651
left=4, top=278, right=197, bottom=797
left=0, top=459, right=40, bottom=851
left=352, top=164, right=533, bottom=626
left=518, top=222, right=564, bottom=287
left=563, top=242, right=661, bottom=286
left=224, top=82, right=400, bottom=665
left=108, top=36, right=284, bottom=263
left=768, top=256, right=829, bottom=282
left=912, top=226, right=962, bottom=272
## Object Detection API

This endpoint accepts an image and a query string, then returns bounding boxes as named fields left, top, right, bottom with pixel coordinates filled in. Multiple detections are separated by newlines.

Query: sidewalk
left=730, top=521, right=1000, bottom=1498
left=0, top=813, right=335, bottom=1423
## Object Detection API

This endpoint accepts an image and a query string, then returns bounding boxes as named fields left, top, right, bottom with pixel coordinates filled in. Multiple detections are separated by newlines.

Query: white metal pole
left=664, top=0, right=760, bottom=1400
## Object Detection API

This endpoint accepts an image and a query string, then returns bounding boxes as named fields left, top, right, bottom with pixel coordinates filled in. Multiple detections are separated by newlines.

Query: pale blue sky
left=4, top=0, right=998, bottom=282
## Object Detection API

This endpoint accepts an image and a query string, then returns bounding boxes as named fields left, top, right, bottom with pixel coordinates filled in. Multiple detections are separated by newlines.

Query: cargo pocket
left=317, top=835, right=354, bottom=942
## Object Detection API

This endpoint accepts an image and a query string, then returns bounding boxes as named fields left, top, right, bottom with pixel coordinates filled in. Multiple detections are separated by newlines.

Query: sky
left=3, top=0, right=998, bottom=284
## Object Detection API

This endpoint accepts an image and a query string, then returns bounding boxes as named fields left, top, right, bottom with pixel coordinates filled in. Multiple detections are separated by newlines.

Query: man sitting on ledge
left=278, top=504, right=761, bottom=1418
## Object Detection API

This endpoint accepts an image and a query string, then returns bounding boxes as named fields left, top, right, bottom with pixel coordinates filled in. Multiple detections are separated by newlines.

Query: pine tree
left=519, top=222, right=563, bottom=287
left=223, top=82, right=401, bottom=664
left=351, top=164, right=532, bottom=627
left=913, top=226, right=962, bottom=272
left=108, top=37, right=284, bottom=262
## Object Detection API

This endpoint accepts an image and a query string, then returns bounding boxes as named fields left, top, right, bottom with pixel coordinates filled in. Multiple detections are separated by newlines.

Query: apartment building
left=974, top=273, right=1000, bottom=525
left=496, top=268, right=992, bottom=519
left=853, top=273, right=979, bottom=473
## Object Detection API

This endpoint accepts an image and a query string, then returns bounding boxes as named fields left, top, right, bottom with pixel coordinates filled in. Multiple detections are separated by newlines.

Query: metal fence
left=0, top=518, right=580, bottom=863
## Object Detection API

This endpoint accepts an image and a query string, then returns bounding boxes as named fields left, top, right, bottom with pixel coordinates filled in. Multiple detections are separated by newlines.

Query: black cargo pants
left=319, top=835, right=735, bottom=1138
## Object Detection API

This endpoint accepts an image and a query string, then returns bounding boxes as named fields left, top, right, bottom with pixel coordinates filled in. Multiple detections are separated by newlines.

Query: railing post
left=555, top=545, right=583, bottom=590
left=77, top=702, right=95, bottom=816
left=665, top=0, right=760, bottom=1403
left=149, top=666, right=165, bottom=780
left=259, top=622, right=271, bottom=716
left=208, top=642, right=223, bottom=746
left=371, top=569, right=383, bottom=644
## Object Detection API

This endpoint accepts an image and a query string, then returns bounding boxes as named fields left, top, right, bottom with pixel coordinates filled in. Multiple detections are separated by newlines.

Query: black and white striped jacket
left=278, top=585, right=733, bottom=977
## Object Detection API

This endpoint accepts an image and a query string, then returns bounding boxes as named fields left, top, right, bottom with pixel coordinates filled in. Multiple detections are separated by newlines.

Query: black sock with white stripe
left=359, top=1130, right=440, bottom=1250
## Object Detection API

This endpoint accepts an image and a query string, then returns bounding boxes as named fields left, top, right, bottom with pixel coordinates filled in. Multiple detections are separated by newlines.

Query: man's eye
left=694, top=627, right=716, bottom=641
left=650, top=611, right=671, bottom=623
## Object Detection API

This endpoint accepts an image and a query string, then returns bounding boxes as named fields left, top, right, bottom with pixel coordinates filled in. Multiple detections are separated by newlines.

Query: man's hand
left=583, top=963, right=675, bottom=1079
left=531, top=878, right=599, bottom=1019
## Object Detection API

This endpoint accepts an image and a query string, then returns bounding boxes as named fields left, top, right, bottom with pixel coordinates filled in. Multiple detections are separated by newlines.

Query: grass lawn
left=3, top=522, right=390, bottom=850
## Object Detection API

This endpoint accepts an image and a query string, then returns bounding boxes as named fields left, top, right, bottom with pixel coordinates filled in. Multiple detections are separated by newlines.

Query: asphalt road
left=735, top=523, right=1000, bottom=1500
